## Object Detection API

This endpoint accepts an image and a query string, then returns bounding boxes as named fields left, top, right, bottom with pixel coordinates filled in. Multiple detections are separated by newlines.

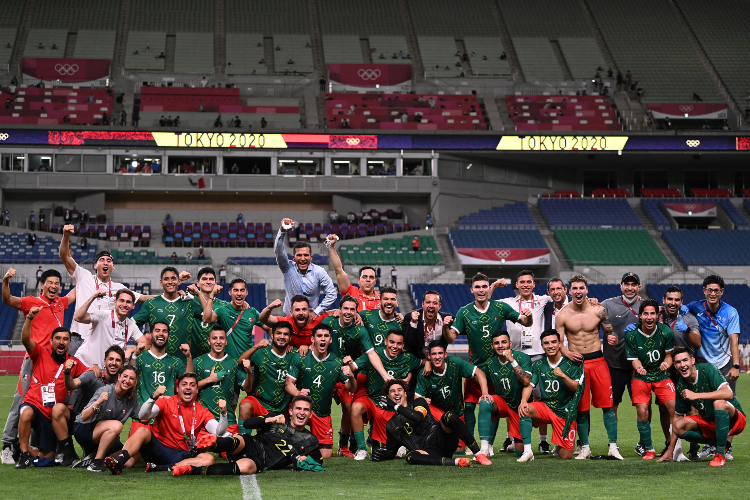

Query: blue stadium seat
left=662, top=230, right=750, bottom=266
left=449, top=230, right=547, bottom=249
left=538, top=199, right=642, bottom=229
left=458, top=202, right=536, bottom=229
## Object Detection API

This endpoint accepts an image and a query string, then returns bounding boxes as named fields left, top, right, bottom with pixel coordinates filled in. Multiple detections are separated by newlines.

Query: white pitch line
left=240, top=474, right=263, bottom=500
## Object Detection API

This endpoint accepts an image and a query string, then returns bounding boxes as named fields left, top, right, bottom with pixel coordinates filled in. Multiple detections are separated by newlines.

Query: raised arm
left=201, top=288, right=220, bottom=323
left=2, top=268, right=22, bottom=310
left=21, top=307, right=42, bottom=354
left=275, top=219, right=293, bottom=273
left=241, top=358, right=254, bottom=393
left=73, top=290, right=106, bottom=324
left=505, top=350, right=531, bottom=386
left=259, top=299, right=283, bottom=326
left=517, top=308, right=533, bottom=327
left=64, top=359, right=83, bottom=390
left=59, top=225, right=78, bottom=276
left=326, top=235, right=352, bottom=292
left=442, top=316, right=457, bottom=343
left=553, top=366, right=580, bottom=392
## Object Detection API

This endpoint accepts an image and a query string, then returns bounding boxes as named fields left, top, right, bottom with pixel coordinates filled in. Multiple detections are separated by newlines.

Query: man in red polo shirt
left=259, top=296, right=329, bottom=356
left=327, top=235, right=380, bottom=312
left=16, top=307, right=87, bottom=468
left=2, top=267, right=77, bottom=465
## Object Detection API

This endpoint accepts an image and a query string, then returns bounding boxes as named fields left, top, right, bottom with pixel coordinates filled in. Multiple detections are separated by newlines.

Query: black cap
left=94, top=250, right=113, bottom=262
left=621, top=272, right=640, bottom=285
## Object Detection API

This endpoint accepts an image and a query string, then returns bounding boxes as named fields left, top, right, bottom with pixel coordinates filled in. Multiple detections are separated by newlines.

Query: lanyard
left=621, top=297, right=638, bottom=316
left=38, top=296, right=62, bottom=327
left=94, top=277, right=112, bottom=307
left=112, top=310, right=129, bottom=348
left=517, top=296, right=537, bottom=312
left=33, top=359, right=64, bottom=385
left=702, top=301, right=721, bottom=329
left=176, top=401, right=196, bottom=445
left=227, top=308, right=244, bottom=336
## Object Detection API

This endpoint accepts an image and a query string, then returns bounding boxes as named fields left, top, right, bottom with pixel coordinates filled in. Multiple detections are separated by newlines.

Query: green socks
left=714, top=410, right=730, bottom=457
left=637, top=420, right=653, bottom=451
left=677, top=430, right=712, bottom=445
left=464, top=403, right=477, bottom=441
left=488, top=416, right=499, bottom=445
left=354, top=430, right=367, bottom=451
left=477, top=400, right=495, bottom=441
left=520, top=416, right=533, bottom=446
left=576, top=411, right=590, bottom=446
left=603, top=409, right=618, bottom=444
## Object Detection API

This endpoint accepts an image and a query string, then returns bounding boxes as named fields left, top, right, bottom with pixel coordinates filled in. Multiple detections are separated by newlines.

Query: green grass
left=1, top=375, right=748, bottom=499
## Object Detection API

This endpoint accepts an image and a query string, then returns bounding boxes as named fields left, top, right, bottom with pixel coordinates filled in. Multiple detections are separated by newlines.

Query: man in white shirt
left=72, top=289, right=142, bottom=369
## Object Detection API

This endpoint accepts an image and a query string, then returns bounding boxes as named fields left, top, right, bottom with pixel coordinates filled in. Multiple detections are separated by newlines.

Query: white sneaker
left=353, top=449, right=369, bottom=461
left=573, top=444, right=582, bottom=456
left=516, top=451, right=535, bottom=463
left=487, top=447, right=495, bottom=457
left=674, top=452, right=690, bottom=462
left=608, top=444, right=624, bottom=460
left=553, top=445, right=560, bottom=458
left=575, top=445, right=591, bottom=460
left=1, top=448, right=14, bottom=465
left=396, top=446, right=407, bottom=458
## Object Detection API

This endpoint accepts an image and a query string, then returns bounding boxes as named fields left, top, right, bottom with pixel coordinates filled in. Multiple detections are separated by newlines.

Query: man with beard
left=2, top=268, right=77, bottom=466
left=172, top=395, right=323, bottom=476
left=402, top=290, right=451, bottom=361
left=327, top=234, right=380, bottom=311
left=259, top=296, right=329, bottom=356
left=185, top=267, right=231, bottom=358
left=15, top=308, right=88, bottom=469
left=103, top=373, right=227, bottom=474
left=360, top=286, right=403, bottom=349
left=547, top=278, right=569, bottom=329
left=238, top=322, right=295, bottom=421
left=201, top=278, right=263, bottom=360
left=286, top=323, right=356, bottom=458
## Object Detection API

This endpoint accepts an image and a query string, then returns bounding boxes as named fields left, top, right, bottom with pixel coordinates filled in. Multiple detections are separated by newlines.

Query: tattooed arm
left=598, top=306, right=618, bottom=346
left=503, top=350, right=531, bottom=385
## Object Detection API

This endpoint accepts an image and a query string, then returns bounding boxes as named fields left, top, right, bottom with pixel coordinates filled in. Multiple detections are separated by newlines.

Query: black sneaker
left=145, top=462, right=159, bottom=473
left=72, top=452, right=96, bottom=469
left=501, top=437, right=513, bottom=452
left=538, top=441, right=552, bottom=455
left=634, top=440, right=646, bottom=457
left=688, top=442, right=700, bottom=461
left=60, top=453, right=77, bottom=467
left=15, top=451, right=31, bottom=469
left=87, top=459, right=106, bottom=472
left=11, top=441, right=21, bottom=463
left=656, top=440, right=670, bottom=458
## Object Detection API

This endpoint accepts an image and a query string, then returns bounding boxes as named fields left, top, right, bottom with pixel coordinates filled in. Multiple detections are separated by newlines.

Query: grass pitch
left=1, top=375, right=748, bottom=500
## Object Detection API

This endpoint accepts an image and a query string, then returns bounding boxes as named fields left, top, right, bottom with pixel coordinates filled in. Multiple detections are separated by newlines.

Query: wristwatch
left=733, top=364, right=740, bottom=369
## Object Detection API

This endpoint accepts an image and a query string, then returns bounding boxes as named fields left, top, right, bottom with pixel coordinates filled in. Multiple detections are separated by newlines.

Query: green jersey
left=360, top=310, right=401, bottom=348
left=675, top=363, right=743, bottom=421
left=288, top=351, right=349, bottom=417
left=530, top=356, right=584, bottom=419
left=133, top=294, right=196, bottom=361
left=625, top=324, right=675, bottom=383
left=481, top=351, right=533, bottom=410
left=250, top=347, right=294, bottom=412
left=323, top=316, right=374, bottom=360
left=215, top=305, right=263, bottom=361
left=189, top=296, right=231, bottom=358
left=194, top=352, right=247, bottom=425
left=353, top=346, right=421, bottom=402
left=134, top=350, right=186, bottom=408
left=451, top=301, right=520, bottom=365
left=415, top=355, right=476, bottom=416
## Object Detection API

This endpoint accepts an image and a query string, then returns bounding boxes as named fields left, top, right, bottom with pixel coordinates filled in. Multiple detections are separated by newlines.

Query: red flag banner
left=23, top=58, right=111, bottom=83
left=327, top=64, right=411, bottom=87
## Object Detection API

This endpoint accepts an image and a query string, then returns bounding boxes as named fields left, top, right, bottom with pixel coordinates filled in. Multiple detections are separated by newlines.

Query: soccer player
left=276, top=217, right=336, bottom=318
left=238, top=321, right=295, bottom=422
left=555, top=274, right=622, bottom=460
left=72, top=289, right=142, bottom=370
left=360, top=286, right=403, bottom=348
left=174, top=394, right=323, bottom=476
left=72, top=364, right=140, bottom=471
left=201, top=278, right=263, bottom=360
left=375, top=380, right=486, bottom=467
left=625, top=300, right=676, bottom=460
left=195, top=325, right=257, bottom=435
left=185, top=267, right=230, bottom=358
left=286, top=323, right=356, bottom=458
left=517, top=330, right=584, bottom=462
left=327, top=234, right=380, bottom=311
left=662, top=346, right=745, bottom=467
left=347, top=329, right=421, bottom=460
left=477, top=331, right=532, bottom=457
left=15, top=308, right=88, bottom=469
left=103, top=373, right=227, bottom=474
left=260, top=296, right=328, bottom=355
left=444, top=273, right=532, bottom=452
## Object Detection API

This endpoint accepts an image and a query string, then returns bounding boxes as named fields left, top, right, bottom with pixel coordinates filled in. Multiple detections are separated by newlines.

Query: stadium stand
left=591, top=188, right=630, bottom=198
left=226, top=34, right=267, bottom=75
left=640, top=188, right=682, bottom=197
left=73, top=31, right=116, bottom=59
left=319, top=0, right=403, bottom=36
left=449, top=230, right=548, bottom=250
left=108, top=249, right=209, bottom=266
left=226, top=0, right=309, bottom=35
left=323, top=36, right=364, bottom=64
left=23, top=29, right=68, bottom=57
left=273, top=34, right=314, bottom=74
left=662, top=230, right=750, bottom=266
left=555, top=230, right=669, bottom=265
left=558, top=38, right=607, bottom=80
left=512, top=38, right=565, bottom=81
left=457, top=202, right=536, bottom=229
left=0, top=87, right=113, bottom=126
left=124, top=32, right=166, bottom=71
left=129, top=0, right=213, bottom=33
left=641, top=198, right=748, bottom=230
left=499, top=0, right=591, bottom=38
left=538, top=198, right=642, bottom=229
left=691, top=188, right=733, bottom=197
left=174, top=33, right=214, bottom=74
left=369, top=36, right=411, bottom=63
left=417, top=37, right=464, bottom=78
left=462, top=37, right=511, bottom=76
left=0, top=283, right=24, bottom=342
left=506, top=95, right=620, bottom=131
left=0, top=233, right=95, bottom=264
left=338, top=236, right=441, bottom=266
left=30, top=0, right=119, bottom=30
left=641, top=199, right=672, bottom=231
left=408, top=0, right=497, bottom=37
left=0, top=27, right=15, bottom=64
left=541, top=190, right=580, bottom=198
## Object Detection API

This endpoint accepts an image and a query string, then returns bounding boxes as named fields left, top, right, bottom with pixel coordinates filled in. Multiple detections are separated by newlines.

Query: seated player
left=173, top=394, right=324, bottom=476
left=346, top=329, right=421, bottom=460
left=260, top=297, right=329, bottom=356
left=517, top=330, right=584, bottom=462
left=73, top=365, right=141, bottom=472
left=15, top=308, right=88, bottom=469
left=478, top=331, right=533, bottom=457
left=661, top=346, right=745, bottom=467
left=103, top=373, right=227, bottom=474
left=375, top=380, right=488, bottom=467
left=625, top=300, right=676, bottom=460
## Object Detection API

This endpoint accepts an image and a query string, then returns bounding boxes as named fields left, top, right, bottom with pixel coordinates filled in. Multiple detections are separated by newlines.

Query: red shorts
left=631, top=378, right=676, bottom=405
left=490, top=395, right=521, bottom=440
left=686, top=411, right=746, bottom=439
left=428, top=405, right=467, bottom=447
left=227, top=424, right=239, bottom=435
left=240, top=396, right=270, bottom=417
left=355, top=396, right=394, bottom=444
left=129, top=420, right=151, bottom=437
left=464, top=377, right=496, bottom=404
left=578, top=356, right=613, bottom=412
left=335, top=373, right=368, bottom=404
left=310, top=412, right=333, bottom=447
left=530, top=402, right=576, bottom=450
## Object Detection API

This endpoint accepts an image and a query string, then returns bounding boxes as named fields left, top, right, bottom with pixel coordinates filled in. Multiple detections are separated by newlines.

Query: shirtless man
left=554, top=275, right=622, bottom=460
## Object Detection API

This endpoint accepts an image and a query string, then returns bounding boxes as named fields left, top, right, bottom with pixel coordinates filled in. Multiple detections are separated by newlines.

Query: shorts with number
left=19, top=403, right=57, bottom=452
left=686, top=411, right=746, bottom=439
left=489, top=395, right=521, bottom=440
left=240, top=396, right=271, bottom=417
left=463, top=377, right=496, bottom=404
left=310, top=412, right=333, bottom=446
left=631, top=378, right=676, bottom=405
left=129, top=419, right=151, bottom=436
left=428, top=404, right=467, bottom=447
left=140, top=435, right=187, bottom=466
left=356, top=396, right=394, bottom=444
left=529, top=402, right=576, bottom=450
left=578, top=356, right=613, bottom=412
left=73, top=422, right=123, bottom=457
left=335, top=373, right=368, bottom=404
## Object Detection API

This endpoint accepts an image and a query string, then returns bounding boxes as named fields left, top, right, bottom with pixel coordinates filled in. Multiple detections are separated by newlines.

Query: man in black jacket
left=401, top=290, right=452, bottom=362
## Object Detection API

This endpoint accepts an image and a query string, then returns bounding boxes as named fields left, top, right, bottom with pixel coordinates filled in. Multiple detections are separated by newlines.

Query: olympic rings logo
left=495, top=249, right=511, bottom=259
left=0, top=133, right=8, bottom=141
left=55, top=64, right=79, bottom=75
left=686, top=140, right=700, bottom=148
left=357, top=69, right=381, bottom=81
left=345, top=137, right=361, bottom=146
left=684, top=204, right=696, bottom=211
left=679, top=105, right=694, bottom=113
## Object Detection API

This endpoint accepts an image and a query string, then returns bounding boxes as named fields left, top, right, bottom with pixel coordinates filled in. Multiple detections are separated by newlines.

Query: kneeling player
left=375, top=380, right=487, bottom=467
left=517, top=330, right=584, bottom=461
left=662, top=346, right=745, bottom=467
left=173, top=394, right=324, bottom=476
